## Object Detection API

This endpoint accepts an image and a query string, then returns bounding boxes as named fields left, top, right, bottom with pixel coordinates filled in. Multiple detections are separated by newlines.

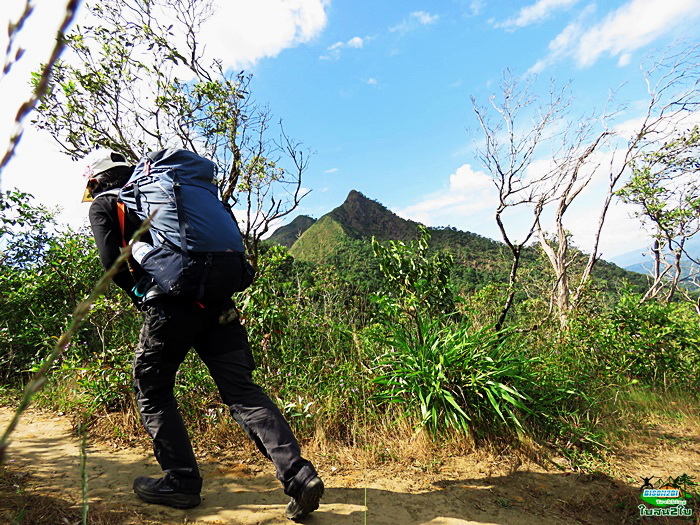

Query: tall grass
left=370, top=315, right=595, bottom=448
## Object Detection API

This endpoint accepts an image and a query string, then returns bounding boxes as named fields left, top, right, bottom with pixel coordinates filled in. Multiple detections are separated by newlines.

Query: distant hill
left=325, top=190, right=422, bottom=241
left=266, top=215, right=316, bottom=248
left=608, top=245, right=651, bottom=271
left=270, top=190, right=648, bottom=293
left=288, top=190, right=423, bottom=262
left=610, top=236, right=700, bottom=273
left=609, top=237, right=700, bottom=283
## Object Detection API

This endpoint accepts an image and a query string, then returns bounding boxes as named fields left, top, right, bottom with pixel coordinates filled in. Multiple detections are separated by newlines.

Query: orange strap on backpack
left=116, top=201, right=137, bottom=280
left=116, top=202, right=128, bottom=248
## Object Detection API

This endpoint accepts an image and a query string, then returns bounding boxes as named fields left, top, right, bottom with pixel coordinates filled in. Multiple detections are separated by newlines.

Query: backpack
left=118, top=148, right=255, bottom=302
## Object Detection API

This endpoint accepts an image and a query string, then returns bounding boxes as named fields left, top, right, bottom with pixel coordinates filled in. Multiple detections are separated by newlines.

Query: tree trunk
left=496, top=246, right=521, bottom=332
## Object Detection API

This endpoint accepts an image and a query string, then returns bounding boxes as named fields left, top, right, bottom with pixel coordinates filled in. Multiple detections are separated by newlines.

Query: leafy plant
left=562, top=292, right=700, bottom=392
left=372, top=317, right=534, bottom=437
left=371, top=225, right=454, bottom=344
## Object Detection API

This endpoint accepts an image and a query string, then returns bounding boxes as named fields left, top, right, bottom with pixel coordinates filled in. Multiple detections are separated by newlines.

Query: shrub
left=562, top=293, right=700, bottom=392
left=371, top=316, right=587, bottom=444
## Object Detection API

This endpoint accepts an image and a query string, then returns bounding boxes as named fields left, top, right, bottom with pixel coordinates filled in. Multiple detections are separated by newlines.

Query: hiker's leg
left=134, top=298, right=201, bottom=488
left=195, top=315, right=317, bottom=496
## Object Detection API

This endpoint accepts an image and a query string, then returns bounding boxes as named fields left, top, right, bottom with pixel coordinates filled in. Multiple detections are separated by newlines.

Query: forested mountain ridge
left=266, top=215, right=317, bottom=248
left=269, top=190, right=648, bottom=293
left=287, top=190, right=423, bottom=261
left=324, top=189, right=423, bottom=241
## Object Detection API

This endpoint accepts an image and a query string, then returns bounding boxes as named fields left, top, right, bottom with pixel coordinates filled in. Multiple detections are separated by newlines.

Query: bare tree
left=471, top=44, right=700, bottom=328
left=561, top=45, right=700, bottom=314
left=471, top=72, right=573, bottom=330
left=32, top=0, right=309, bottom=266
left=535, top=126, right=612, bottom=327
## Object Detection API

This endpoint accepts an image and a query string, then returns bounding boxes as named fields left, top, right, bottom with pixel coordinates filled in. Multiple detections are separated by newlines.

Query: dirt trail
left=1, top=408, right=699, bottom=525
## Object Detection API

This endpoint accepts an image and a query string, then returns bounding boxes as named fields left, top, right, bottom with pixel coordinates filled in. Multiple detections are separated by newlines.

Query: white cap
left=81, top=149, right=130, bottom=202
left=82, top=149, right=129, bottom=179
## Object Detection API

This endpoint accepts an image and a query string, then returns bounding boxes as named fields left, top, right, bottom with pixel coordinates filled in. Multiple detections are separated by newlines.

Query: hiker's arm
left=88, top=197, right=139, bottom=300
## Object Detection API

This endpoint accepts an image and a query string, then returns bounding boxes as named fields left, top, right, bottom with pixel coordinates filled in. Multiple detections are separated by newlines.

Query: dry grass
left=0, top=464, right=168, bottom=525
left=77, top=400, right=559, bottom=478
left=84, top=409, right=145, bottom=448
left=33, top=379, right=700, bottom=485
left=609, top=386, right=700, bottom=444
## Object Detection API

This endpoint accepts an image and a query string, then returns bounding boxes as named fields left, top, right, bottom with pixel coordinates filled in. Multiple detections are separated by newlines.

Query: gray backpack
left=119, top=148, right=254, bottom=301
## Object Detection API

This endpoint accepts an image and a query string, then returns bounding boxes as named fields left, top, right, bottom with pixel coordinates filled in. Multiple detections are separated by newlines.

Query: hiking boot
left=133, top=475, right=201, bottom=509
left=286, top=475, right=324, bottom=520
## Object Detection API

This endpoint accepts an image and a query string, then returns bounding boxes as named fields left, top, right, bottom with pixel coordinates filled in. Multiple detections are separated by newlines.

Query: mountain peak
left=328, top=189, right=419, bottom=241
left=344, top=189, right=371, bottom=203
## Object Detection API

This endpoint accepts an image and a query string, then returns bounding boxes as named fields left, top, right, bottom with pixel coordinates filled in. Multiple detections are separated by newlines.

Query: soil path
left=1, top=408, right=699, bottom=524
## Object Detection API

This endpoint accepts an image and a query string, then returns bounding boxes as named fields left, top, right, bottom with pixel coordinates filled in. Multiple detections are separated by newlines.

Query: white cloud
left=448, top=164, right=493, bottom=193
left=617, top=53, right=632, bottom=67
left=412, top=11, right=439, bottom=25
left=367, top=77, right=378, bottom=85
left=399, top=139, right=655, bottom=253
left=389, top=11, right=439, bottom=34
left=394, top=164, right=498, bottom=229
left=324, top=167, right=339, bottom=174
left=575, top=0, right=700, bottom=67
left=2, top=127, right=88, bottom=229
left=558, top=171, right=649, bottom=258
left=532, top=0, right=700, bottom=71
left=403, top=103, right=696, bottom=255
left=100, top=1, right=330, bottom=71
left=395, top=146, right=655, bottom=254
left=548, top=17, right=586, bottom=53
left=0, top=1, right=84, bottom=181
left=346, top=36, right=364, bottom=48
left=320, top=35, right=367, bottom=60
left=539, top=106, right=700, bottom=257
left=497, top=0, right=580, bottom=30
left=612, top=107, right=700, bottom=145
left=204, top=0, right=329, bottom=68
left=469, top=1, right=485, bottom=16
left=526, top=5, right=594, bottom=74
left=0, top=1, right=330, bottom=222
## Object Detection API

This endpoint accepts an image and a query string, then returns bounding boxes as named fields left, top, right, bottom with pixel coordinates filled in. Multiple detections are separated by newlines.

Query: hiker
left=83, top=149, right=324, bottom=519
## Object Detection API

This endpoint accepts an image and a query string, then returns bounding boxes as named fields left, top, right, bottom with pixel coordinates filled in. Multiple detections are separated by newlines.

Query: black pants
left=133, top=296, right=317, bottom=497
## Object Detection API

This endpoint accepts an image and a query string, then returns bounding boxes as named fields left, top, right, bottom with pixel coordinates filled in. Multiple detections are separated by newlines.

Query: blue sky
left=2, top=0, right=700, bottom=259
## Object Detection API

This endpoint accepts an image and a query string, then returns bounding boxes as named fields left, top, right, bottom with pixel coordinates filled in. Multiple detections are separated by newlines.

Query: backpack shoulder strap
left=172, top=173, right=189, bottom=258
left=116, top=202, right=128, bottom=248
left=116, top=200, right=138, bottom=281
